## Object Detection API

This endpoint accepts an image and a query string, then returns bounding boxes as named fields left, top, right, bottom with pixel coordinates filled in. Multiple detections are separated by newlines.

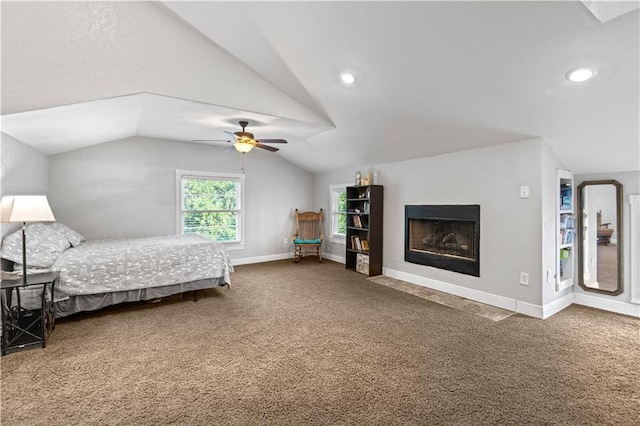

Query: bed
left=1, top=223, right=233, bottom=318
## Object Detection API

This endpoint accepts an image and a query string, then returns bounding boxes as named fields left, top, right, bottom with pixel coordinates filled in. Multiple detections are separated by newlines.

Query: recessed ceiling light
left=566, top=67, right=597, bottom=82
left=340, top=72, right=357, bottom=85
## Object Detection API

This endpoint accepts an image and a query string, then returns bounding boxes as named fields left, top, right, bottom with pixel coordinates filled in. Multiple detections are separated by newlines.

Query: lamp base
left=22, top=222, right=27, bottom=284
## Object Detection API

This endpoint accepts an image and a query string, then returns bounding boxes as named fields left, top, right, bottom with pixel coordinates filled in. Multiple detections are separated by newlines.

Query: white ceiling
left=1, top=1, right=638, bottom=174
left=0, top=93, right=332, bottom=155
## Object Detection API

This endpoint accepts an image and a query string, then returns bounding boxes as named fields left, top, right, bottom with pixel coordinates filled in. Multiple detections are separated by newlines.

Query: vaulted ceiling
left=1, top=1, right=638, bottom=174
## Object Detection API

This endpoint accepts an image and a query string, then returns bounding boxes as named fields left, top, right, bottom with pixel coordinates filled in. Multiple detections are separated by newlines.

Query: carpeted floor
left=596, top=243, right=618, bottom=292
left=1, top=259, right=639, bottom=425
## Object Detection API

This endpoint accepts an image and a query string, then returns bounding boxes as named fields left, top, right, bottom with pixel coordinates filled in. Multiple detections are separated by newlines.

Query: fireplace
left=405, top=205, right=480, bottom=277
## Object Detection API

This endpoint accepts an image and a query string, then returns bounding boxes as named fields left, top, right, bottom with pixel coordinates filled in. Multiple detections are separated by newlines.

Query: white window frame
left=176, top=170, right=245, bottom=250
left=329, top=183, right=349, bottom=244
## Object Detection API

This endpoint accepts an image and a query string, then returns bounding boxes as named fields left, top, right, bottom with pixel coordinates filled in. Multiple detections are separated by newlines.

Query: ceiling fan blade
left=256, top=138, right=287, bottom=144
left=225, top=145, right=236, bottom=152
left=255, top=143, right=279, bottom=152
left=224, top=130, right=238, bottom=138
left=192, top=139, right=230, bottom=142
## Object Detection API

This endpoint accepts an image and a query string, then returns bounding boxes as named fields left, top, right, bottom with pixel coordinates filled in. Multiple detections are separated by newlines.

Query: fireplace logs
left=423, top=232, right=470, bottom=254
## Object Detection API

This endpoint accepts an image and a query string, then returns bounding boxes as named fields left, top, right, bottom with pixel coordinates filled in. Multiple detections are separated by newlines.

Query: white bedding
left=52, top=234, right=233, bottom=299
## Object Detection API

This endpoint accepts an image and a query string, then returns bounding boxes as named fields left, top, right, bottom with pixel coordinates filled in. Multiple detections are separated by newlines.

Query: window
left=330, top=184, right=348, bottom=244
left=176, top=170, right=245, bottom=249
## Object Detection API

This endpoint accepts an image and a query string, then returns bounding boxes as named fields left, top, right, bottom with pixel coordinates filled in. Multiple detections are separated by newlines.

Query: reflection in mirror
left=577, top=180, right=623, bottom=295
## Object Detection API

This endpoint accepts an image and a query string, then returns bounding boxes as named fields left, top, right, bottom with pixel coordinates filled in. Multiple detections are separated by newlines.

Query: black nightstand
left=1, top=271, right=59, bottom=356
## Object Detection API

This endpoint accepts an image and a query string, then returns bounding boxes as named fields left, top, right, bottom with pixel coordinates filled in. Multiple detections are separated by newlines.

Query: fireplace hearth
left=405, top=205, right=480, bottom=277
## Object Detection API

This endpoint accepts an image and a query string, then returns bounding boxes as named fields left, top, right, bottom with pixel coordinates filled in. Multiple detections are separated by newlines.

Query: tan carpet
left=1, top=259, right=639, bottom=425
left=596, top=243, right=619, bottom=292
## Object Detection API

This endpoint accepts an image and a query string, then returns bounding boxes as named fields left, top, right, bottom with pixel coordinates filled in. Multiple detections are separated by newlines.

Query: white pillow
left=0, top=223, right=70, bottom=268
left=49, top=222, right=85, bottom=247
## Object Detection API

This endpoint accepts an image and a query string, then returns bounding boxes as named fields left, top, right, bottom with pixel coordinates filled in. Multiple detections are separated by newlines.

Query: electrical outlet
left=520, top=272, right=529, bottom=286
left=283, top=238, right=288, bottom=244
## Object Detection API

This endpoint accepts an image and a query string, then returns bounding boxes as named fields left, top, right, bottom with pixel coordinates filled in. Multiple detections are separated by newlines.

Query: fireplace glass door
left=404, top=205, right=480, bottom=277
left=408, top=219, right=477, bottom=261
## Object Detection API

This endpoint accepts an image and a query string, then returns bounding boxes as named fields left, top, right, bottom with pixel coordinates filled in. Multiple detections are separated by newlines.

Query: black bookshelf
left=345, top=185, right=383, bottom=276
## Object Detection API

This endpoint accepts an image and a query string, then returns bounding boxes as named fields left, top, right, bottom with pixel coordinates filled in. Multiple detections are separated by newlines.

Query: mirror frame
left=576, top=179, right=624, bottom=295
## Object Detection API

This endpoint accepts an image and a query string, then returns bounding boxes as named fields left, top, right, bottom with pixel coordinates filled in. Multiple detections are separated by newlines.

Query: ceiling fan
left=193, top=120, right=287, bottom=153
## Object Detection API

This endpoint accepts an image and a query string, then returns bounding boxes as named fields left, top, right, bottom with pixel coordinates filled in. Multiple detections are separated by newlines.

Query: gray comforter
left=52, top=234, right=233, bottom=299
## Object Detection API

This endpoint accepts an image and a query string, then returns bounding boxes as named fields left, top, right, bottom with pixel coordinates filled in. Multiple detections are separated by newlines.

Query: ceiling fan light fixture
left=234, top=141, right=254, bottom=153
left=340, top=72, right=357, bottom=85
left=566, top=67, right=597, bottom=82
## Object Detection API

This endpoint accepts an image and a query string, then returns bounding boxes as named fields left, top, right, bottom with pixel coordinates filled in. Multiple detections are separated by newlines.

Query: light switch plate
left=520, top=186, right=530, bottom=199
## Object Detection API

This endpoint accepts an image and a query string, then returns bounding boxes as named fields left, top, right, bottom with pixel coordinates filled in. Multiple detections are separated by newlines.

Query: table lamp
left=0, top=195, right=56, bottom=284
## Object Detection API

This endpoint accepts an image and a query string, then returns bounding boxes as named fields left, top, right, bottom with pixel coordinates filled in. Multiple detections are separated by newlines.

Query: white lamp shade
left=0, top=195, right=56, bottom=223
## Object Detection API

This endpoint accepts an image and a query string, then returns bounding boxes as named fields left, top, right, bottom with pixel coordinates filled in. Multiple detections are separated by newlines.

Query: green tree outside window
left=337, top=190, right=347, bottom=235
left=182, top=178, right=240, bottom=241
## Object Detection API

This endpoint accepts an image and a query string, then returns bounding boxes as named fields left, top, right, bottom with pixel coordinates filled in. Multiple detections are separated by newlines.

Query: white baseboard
left=384, top=268, right=580, bottom=319
left=232, top=252, right=292, bottom=266
left=514, top=301, right=543, bottom=319
left=541, top=293, right=574, bottom=319
left=323, top=253, right=345, bottom=264
left=233, top=252, right=345, bottom=266
left=574, top=293, right=640, bottom=317
left=384, top=268, right=519, bottom=312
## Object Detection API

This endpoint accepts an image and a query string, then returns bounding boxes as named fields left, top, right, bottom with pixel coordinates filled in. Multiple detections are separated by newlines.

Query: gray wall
left=574, top=170, right=640, bottom=303
left=48, top=136, right=314, bottom=260
left=0, top=133, right=50, bottom=237
left=314, top=139, right=548, bottom=306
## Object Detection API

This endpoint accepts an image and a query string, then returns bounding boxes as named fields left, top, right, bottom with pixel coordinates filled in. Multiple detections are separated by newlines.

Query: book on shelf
left=566, top=230, right=574, bottom=244
left=560, top=184, right=572, bottom=210
left=350, top=235, right=366, bottom=251
left=559, top=229, right=575, bottom=244
left=560, top=214, right=575, bottom=229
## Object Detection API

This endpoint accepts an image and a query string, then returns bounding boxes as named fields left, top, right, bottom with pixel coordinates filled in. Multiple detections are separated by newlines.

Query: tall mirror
left=577, top=180, right=623, bottom=295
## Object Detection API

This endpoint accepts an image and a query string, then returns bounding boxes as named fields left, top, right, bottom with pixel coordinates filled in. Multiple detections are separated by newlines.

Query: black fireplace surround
left=405, top=205, right=480, bottom=277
